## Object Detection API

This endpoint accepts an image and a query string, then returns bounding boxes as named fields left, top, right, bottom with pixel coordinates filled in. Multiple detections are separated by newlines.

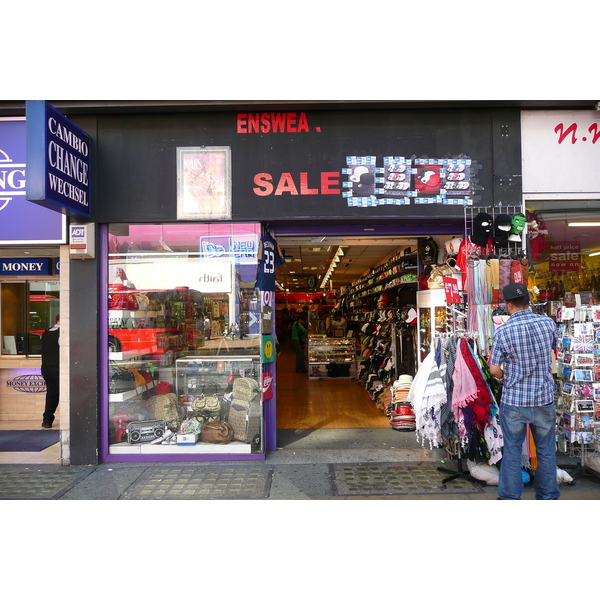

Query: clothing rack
left=411, top=332, right=501, bottom=487
left=437, top=443, right=474, bottom=485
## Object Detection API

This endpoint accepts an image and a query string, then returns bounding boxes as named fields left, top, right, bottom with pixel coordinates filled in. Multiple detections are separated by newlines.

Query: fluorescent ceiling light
left=589, top=251, right=600, bottom=257
left=568, top=222, right=600, bottom=227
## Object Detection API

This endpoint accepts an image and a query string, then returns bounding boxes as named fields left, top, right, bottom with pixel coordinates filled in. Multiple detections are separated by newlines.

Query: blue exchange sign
left=0, top=258, right=52, bottom=275
left=25, top=101, right=92, bottom=218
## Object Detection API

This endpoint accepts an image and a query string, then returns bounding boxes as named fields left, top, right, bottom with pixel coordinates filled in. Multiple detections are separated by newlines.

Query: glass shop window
left=107, top=223, right=264, bottom=456
left=1, top=282, right=60, bottom=355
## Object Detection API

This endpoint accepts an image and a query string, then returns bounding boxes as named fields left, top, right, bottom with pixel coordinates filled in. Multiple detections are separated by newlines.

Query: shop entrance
left=0, top=276, right=61, bottom=464
left=272, top=232, right=431, bottom=449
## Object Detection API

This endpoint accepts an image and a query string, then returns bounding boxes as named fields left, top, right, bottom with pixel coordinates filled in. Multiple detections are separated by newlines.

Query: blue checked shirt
left=490, top=309, right=558, bottom=407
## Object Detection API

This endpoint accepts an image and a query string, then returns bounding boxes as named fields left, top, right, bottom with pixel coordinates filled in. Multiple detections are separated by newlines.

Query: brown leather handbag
left=201, top=421, right=234, bottom=444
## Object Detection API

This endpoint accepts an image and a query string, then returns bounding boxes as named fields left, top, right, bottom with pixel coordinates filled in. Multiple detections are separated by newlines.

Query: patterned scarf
left=461, top=340, right=494, bottom=428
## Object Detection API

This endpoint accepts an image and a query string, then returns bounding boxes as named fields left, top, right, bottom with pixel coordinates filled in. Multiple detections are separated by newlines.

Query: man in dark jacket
left=41, top=315, right=60, bottom=429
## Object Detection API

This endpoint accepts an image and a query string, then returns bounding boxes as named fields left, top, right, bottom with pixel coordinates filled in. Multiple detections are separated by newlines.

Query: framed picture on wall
left=177, top=147, right=232, bottom=220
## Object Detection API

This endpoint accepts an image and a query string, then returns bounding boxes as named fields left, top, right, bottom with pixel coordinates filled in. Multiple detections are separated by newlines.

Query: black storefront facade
left=11, top=100, right=590, bottom=465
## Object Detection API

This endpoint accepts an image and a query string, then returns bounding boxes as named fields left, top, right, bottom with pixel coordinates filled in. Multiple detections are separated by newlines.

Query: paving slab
left=119, top=465, right=273, bottom=500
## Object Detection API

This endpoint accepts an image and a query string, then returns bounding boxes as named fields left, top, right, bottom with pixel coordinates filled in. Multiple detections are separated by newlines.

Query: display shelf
left=108, top=355, right=263, bottom=455
left=417, top=289, right=448, bottom=364
left=308, top=336, right=356, bottom=379
left=109, top=380, right=156, bottom=403
left=108, top=440, right=252, bottom=455
left=554, top=305, right=600, bottom=479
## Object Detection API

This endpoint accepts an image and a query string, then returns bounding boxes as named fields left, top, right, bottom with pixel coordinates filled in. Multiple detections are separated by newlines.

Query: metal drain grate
left=121, top=466, right=273, bottom=500
left=331, top=463, right=484, bottom=496
left=0, top=468, right=92, bottom=500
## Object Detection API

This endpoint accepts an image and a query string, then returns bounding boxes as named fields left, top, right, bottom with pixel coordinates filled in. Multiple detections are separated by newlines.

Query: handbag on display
left=232, top=377, right=260, bottom=402
left=190, top=383, right=222, bottom=422
left=427, top=262, right=458, bottom=289
left=201, top=421, right=234, bottom=444
left=180, top=419, right=202, bottom=434
left=147, top=393, right=186, bottom=434
left=128, top=367, right=147, bottom=388
left=109, top=365, right=137, bottom=394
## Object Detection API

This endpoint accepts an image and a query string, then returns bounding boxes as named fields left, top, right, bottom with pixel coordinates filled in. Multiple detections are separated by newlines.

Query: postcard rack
left=555, top=304, right=600, bottom=481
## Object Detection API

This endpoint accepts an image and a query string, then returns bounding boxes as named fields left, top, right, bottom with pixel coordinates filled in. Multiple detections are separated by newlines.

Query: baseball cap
left=503, top=282, right=529, bottom=300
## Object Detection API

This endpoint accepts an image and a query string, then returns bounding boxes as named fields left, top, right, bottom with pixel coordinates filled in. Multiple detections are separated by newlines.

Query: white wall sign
left=110, top=258, right=233, bottom=294
left=521, top=110, right=600, bottom=194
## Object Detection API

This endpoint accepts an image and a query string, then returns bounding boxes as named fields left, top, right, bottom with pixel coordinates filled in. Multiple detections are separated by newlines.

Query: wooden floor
left=275, top=342, right=390, bottom=429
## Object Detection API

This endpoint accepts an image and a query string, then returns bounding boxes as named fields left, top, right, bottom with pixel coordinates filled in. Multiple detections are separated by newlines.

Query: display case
left=308, top=335, right=356, bottom=378
left=417, top=289, right=448, bottom=364
left=108, top=355, right=263, bottom=455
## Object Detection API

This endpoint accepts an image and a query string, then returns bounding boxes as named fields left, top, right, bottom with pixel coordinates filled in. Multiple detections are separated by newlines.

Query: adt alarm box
left=69, top=223, right=95, bottom=259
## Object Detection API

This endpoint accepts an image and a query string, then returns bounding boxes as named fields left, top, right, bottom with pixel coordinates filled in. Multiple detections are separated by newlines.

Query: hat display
left=418, top=237, right=439, bottom=265
left=471, top=212, right=494, bottom=247
left=443, top=236, right=463, bottom=257
left=503, top=282, right=529, bottom=301
left=493, top=214, right=513, bottom=247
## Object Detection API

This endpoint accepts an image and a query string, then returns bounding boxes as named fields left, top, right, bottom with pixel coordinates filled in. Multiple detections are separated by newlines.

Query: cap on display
left=503, top=282, right=529, bottom=300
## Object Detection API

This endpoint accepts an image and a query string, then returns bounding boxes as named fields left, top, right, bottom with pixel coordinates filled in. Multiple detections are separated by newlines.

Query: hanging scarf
left=461, top=341, right=494, bottom=428
left=451, top=339, right=478, bottom=409
left=407, top=351, right=434, bottom=444
left=419, top=345, right=448, bottom=449
left=484, top=407, right=504, bottom=465
left=440, top=337, right=460, bottom=440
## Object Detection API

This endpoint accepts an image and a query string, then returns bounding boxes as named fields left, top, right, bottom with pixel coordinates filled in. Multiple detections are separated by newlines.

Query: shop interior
left=273, top=234, right=423, bottom=435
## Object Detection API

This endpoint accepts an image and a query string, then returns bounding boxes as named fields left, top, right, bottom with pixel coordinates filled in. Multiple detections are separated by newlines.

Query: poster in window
left=177, top=147, right=231, bottom=220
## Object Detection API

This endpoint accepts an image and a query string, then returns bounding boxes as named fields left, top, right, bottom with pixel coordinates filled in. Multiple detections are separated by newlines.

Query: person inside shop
left=291, top=314, right=308, bottom=373
left=488, top=283, right=560, bottom=500
left=41, top=314, right=60, bottom=429
left=203, top=313, right=211, bottom=340
left=329, top=310, right=347, bottom=337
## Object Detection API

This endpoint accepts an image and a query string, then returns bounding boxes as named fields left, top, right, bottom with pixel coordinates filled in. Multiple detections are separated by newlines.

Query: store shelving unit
left=308, top=336, right=356, bottom=379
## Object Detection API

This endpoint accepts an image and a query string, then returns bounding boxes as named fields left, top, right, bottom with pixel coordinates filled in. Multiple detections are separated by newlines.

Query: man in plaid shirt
left=489, top=283, right=560, bottom=500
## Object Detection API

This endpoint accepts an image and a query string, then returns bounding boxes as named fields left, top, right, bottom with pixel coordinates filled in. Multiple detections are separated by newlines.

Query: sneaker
left=42, top=422, right=52, bottom=429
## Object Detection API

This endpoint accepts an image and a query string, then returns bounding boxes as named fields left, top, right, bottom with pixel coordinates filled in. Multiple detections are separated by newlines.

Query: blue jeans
left=498, top=403, right=560, bottom=500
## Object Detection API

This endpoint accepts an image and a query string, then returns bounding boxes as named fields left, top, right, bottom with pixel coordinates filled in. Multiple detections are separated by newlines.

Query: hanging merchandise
left=406, top=334, right=503, bottom=480
left=443, top=236, right=463, bottom=258
left=509, top=212, right=527, bottom=242
left=470, top=212, right=494, bottom=247
left=493, top=214, right=513, bottom=248
left=526, top=210, right=549, bottom=261
left=418, top=237, right=439, bottom=265
left=255, top=227, right=285, bottom=291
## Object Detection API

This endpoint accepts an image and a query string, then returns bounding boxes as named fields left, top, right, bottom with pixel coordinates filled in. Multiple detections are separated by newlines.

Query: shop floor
left=0, top=466, right=94, bottom=500
left=120, top=466, right=273, bottom=500
left=330, top=463, right=485, bottom=496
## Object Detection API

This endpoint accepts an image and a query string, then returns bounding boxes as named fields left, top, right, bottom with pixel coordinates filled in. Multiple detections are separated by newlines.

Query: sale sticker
left=443, top=276, right=461, bottom=304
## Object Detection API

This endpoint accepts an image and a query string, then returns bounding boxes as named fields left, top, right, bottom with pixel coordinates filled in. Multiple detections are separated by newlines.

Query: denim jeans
left=498, top=403, right=560, bottom=500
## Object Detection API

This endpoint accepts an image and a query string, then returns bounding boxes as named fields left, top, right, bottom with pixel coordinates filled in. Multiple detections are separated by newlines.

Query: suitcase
left=227, top=397, right=261, bottom=444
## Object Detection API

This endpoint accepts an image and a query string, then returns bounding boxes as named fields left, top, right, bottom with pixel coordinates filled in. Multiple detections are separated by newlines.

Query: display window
left=524, top=207, right=600, bottom=311
left=1, top=281, right=60, bottom=355
left=106, top=223, right=265, bottom=456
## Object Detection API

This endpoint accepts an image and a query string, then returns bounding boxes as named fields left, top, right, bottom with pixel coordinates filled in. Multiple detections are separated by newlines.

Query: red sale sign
left=443, top=277, right=461, bottom=303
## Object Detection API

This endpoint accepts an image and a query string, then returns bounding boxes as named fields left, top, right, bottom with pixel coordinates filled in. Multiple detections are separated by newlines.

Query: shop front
left=3, top=100, right=599, bottom=468
left=0, top=117, right=66, bottom=437
left=84, top=104, right=523, bottom=464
